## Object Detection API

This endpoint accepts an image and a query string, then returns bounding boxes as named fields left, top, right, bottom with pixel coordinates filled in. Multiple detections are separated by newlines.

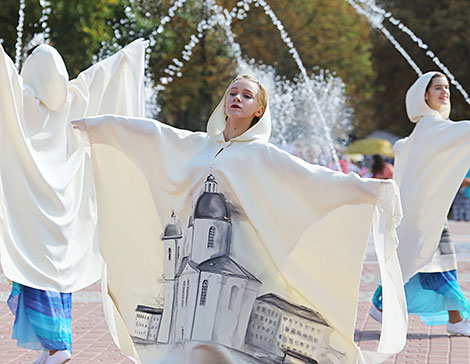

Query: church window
left=185, top=280, right=190, bottom=306
left=200, top=280, right=209, bottom=305
left=182, top=281, right=186, bottom=307
left=168, top=247, right=172, bottom=261
left=207, top=226, right=216, bottom=248
left=177, top=246, right=180, bottom=259
left=229, top=285, right=239, bottom=310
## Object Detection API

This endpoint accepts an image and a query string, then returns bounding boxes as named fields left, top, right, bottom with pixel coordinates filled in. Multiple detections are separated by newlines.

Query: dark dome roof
left=162, top=223, right=182, bottom=240
left=194, top=193, right=230, bottom=221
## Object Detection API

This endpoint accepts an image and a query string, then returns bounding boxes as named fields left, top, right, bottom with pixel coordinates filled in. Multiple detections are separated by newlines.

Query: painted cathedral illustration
left=133, top=174, right=345, bottom=364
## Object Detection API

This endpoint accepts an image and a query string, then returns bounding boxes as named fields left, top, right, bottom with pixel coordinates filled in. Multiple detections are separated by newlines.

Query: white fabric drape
left=395, top=71, right=470, bottom=282
left=78, top=94, right=407, bottom=363
left=0, top=39, right=147, bottom=292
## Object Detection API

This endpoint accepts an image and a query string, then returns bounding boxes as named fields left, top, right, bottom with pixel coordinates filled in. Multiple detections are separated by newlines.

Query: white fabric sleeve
left=68, top=39, right=148, bottom=118
left=0, top=44, right=23, bottom=134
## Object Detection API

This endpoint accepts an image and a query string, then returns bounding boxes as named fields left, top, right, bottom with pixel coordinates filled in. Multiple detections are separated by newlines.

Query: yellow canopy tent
left=346, top=138, right=394, bottom=157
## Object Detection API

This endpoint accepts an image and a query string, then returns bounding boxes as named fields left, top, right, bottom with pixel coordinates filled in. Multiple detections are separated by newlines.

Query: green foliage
left=139, top=0, right=236, bottom=130
left=1, top=0, right=467, bottom=138
left=0, top=0, right=42, bottom=59
left=224, top=0, right=377, bottom=137
left=0, top=0, right=377, bottom=134
left=0, top=0, right=126, bottom=76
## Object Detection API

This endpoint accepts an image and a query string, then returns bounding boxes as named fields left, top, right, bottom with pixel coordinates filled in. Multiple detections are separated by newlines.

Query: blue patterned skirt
left=373, top=270, right=470, bottom=325
left=7, top=282, right=72, bottom=352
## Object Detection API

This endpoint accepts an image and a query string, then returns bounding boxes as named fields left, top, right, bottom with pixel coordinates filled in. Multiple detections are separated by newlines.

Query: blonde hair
left=225, top=74, right=268, bottom=125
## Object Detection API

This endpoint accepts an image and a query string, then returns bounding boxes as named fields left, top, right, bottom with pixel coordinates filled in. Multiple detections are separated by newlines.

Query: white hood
left=206, top=96, right=271, bottom=142
left=405, top=71, right=450, bottom=123
left=21, top=44, right=69, bottom=111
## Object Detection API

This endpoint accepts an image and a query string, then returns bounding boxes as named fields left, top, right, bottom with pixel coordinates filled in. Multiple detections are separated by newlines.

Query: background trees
left=371, top=0, right=470, bottom=136
left=1, top=0, right=468, bottom=138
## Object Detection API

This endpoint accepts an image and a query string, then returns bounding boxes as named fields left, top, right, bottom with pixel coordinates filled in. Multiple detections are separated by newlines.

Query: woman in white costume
left=73, top=74, right=407, bottom=364
left=0, top=39, right=147, bottom=364
left=370, top=72, right=470, bottom=335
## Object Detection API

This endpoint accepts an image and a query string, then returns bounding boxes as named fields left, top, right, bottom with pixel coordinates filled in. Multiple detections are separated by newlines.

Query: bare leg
left=448, top=310, right=463, bottom=324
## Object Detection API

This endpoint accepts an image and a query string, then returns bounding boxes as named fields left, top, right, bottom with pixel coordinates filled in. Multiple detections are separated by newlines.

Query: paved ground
left=1, top=221, right=469, bottom=363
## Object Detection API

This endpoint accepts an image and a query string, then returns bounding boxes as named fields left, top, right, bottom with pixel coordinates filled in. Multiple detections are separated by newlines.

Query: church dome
left=193, top=174, right=231, bottom=221
left=162, top=222, right=182, bottom=240
left=194, top=193, right=230, bottom=221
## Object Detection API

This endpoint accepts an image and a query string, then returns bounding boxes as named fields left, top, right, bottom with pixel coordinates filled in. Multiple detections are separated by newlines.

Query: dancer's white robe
left=77, top=95, right=407, bottom=364
left=0, top=39, right=147, bottom=292
left=394, top=72, right=470, bottom=283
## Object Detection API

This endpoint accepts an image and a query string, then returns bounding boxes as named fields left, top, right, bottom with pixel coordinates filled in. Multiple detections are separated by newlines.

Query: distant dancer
left=0, top=40, right=147, bottom=364
left=370, top=72, right=470, bottom=336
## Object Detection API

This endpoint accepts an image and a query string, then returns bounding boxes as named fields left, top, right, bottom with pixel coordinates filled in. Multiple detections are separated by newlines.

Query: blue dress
left=7, top=282, right=72, bottom=352
left=373, top=227, right=470, bottom=325
left=374, top=270, right=470, bottom=325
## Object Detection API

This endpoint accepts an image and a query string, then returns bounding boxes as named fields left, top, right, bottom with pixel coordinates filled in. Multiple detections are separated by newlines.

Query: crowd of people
left=289, top=142, right=470, bottom=222
left=0, top=37, right=469, bottom=364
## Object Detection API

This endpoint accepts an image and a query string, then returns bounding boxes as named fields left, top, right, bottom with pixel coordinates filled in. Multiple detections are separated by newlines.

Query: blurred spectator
left=348, top=154, right=372, bottom=177
left=451, top=169, right=470, bottom=221
left=371, top=154, right=394, bottom=179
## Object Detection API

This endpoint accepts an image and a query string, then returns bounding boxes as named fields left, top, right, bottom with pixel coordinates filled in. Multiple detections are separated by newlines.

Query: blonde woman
left=72, top=74, right=406, bottom=363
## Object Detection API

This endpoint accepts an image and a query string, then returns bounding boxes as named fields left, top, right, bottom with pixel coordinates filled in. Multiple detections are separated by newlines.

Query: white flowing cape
left=394, top=71, right=470, bottom=282
left=0, top=39, right=146, bottom=292
left=80, top=96, right=406, bottom=363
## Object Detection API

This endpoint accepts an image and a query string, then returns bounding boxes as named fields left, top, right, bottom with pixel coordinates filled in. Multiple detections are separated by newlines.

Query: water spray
left=347, top=0, right=470, bottom=105
left=14, top=0, right=26, bottom=69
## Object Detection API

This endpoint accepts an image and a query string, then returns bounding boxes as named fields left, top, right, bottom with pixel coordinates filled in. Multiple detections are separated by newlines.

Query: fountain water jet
left=347, top=0, right=470, bottom=106
left=38, top=0, right=51, bottom=43
left=14, top=0, right=26, bottom=69
left=157, top=0, right=345, bottom=168
left=346, top=0, right=422, bottom=75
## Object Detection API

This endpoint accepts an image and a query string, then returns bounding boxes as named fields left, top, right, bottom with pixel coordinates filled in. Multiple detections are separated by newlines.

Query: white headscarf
left=21, top=44, right=69, bottom=111
left=405, top=71, right=450, bottom=123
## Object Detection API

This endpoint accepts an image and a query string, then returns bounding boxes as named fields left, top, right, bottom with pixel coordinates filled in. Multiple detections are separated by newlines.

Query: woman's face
left=425, top=76, right=450, bottom=112
left=224, top=79, right=264, bottom=124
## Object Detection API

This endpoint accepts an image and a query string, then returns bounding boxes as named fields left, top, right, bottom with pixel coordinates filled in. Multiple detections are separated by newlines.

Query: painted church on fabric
left=133, top=175, right=345, bottom=364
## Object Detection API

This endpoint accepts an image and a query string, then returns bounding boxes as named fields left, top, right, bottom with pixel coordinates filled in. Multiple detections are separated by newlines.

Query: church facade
left=132, top=174, right=345, bottom=364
